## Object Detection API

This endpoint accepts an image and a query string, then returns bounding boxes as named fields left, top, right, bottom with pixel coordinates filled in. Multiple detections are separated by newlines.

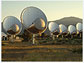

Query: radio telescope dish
left=76, top=23, right=82, bottom=34
left=59, top=24, right=67, bottom=38
left=20, top=6, right=47, bottom=34
left=2, top=32, right=7, bottom=37
left=68, top=25, right=76, bottom=35
left=48, top=22, right=59, bottom=34
left=20, top=6, right=47, bottom=44
left=3, top=16, right=22, bottom=35
left=76, top=23, right=82, bottom=37
left=48, top=22, right=59, bottom=40
left=3, top=16, right=22, bottom=42
left=59, top=24, right=67, bottom=35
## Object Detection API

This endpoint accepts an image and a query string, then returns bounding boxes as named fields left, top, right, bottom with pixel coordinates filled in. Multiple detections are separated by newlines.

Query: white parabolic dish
left=48, top=22, right=59, bottom=33
left=68, top=25, right=76, bottom=34
left=76, top=23, right=82, bottom=32
left=3, top=16, right=22, bottom=35
left=2, top=32, right=7, bottom=37
left=20, top=6, right=47, bottom=34
left=59, top=24, right=67, bottom=34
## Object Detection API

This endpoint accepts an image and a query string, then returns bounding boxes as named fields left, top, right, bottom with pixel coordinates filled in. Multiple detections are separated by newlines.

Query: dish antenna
left=48, top=22, right=59, bottom=40
left=2, top=32, right=7, bottom=41
left=76, top=23, right=82, bottom=37
left=20, top=6, right=47, bottom=44
left=3, top=16, right=22, bottom=42
left=68, top=25, right=76, bottom=38
left=59, top=24, right=67, bottom=38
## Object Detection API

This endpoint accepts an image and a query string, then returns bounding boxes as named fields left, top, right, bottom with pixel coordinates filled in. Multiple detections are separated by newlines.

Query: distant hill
left=44, top=17, right=82, bottom=35
left=48, top=16, right=82, bottom=27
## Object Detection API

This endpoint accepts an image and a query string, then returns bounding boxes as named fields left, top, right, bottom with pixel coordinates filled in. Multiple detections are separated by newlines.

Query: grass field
left=2, top=37, right=82, bottom=61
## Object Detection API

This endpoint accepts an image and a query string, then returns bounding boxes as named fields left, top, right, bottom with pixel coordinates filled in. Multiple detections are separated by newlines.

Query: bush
left=72, top=48, right=82, bottom=54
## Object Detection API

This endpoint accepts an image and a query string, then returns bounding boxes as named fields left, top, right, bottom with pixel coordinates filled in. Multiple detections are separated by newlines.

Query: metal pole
left=53, top=35, right=55, bottom=40
left=33, top=34, right=35, bottom=44
left=56, top=35, right=58, bottom=38
left=62, top=35, right=63, bottom=38
left=80, top=33, right=81, bottom=38
left=10, top=35, right=14, bottom=42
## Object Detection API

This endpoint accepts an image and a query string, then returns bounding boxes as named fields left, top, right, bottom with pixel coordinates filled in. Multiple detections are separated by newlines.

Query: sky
left=2, top=1, right=83, bottom=22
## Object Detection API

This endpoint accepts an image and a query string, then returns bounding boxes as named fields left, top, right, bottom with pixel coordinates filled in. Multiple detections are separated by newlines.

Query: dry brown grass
left=2, top=37, right=82, bottom=61
left=2, top=44, right=82, bottom=61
